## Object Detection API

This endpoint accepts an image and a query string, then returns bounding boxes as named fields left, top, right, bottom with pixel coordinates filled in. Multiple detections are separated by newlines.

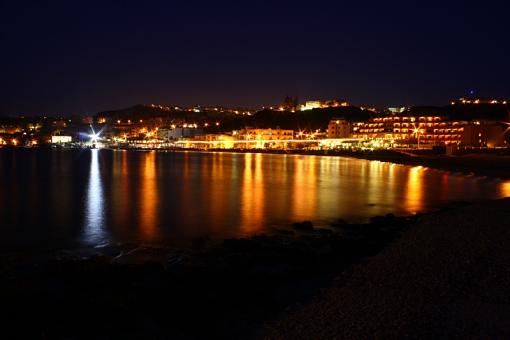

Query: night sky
left=1, top=0, right=509, bottom=115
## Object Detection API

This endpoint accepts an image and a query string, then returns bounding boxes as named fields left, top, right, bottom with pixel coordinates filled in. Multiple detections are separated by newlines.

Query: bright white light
left=89, top=133, right=100, bottom=142
left=89, top=125, right=101, bottom=143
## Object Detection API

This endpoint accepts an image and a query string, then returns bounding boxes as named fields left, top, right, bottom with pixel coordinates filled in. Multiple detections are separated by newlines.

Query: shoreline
left=164, top=148, right=510, bottom=179
left=0, top=210, right=422, bottom=338
left=2, top=199, right=505, bottom=338
left=5, top=146, right=510, bottom=179
left=264, top=197, right=510, bottom=339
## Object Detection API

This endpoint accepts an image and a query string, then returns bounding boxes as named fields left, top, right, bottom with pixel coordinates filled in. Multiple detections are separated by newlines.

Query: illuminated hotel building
left=352, top=115, right=466, bottom=145
left=352, top=114, right=509, bottom=147
left=178, top=128, right=295, bottom=150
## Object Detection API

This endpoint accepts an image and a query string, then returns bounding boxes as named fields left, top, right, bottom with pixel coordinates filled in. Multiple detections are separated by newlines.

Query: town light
left=89, top=125, right=101, bottom=143
left=90, top=133, right=100, bottom=142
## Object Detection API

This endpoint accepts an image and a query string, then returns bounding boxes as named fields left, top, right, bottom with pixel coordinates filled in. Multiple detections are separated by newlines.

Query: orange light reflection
left=405, top=166, right=425, bottom=213
left=240, top=153, right=265, bottom=233
left=139, top=151, right=158, bottom=240
left=501, top=180, right=510, bottom=197
left=292, top=156, right=317, bottom=219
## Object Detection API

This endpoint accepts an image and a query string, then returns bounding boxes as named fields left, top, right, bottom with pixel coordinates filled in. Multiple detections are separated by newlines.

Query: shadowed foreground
left=0, top=214, right=413, bottom=339
left=265, top=198, right=510, bottom=339
left=1, top=199, right=509, bottom=338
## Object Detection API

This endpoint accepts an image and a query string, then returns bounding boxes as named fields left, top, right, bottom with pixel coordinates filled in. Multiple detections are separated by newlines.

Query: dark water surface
left=1, top=148, right=509, bottom=250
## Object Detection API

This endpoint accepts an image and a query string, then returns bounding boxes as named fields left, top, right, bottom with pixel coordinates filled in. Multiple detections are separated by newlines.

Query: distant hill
left=98, top=104, right=226, bottom=121
left=407, top=104, right=509, bottom=121
left=96, top=103, right=509, bottom=132
left=240, top=106, right=372, bottom=130
left=97, top=105, right=373, bottom=131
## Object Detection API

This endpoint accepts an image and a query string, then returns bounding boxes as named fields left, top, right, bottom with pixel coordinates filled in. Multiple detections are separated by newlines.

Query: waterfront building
left=327, top=119, right=351, bottom=138
left=159, top=127, right=204, bottom=140
left=235, top=128, right=294, bottom=141
left=176, top=129, right=295, bottom=150
left=51, top=135, right=72, bottom=144
left=352, top=115, right=464, bottom=146
left=177, top=134, right=235, bottom=149
left=352, top=114, right=509, bottom=148
left=461, top=123, right=509, bottom=148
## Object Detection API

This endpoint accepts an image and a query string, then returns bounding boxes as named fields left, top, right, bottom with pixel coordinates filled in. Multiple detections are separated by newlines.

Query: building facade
left=327, top=119, right=351, bottom=138
left=461, top=123, right=508, bottom=147
left=352, top=114, right=509, bottom=147
left=352, top=115, right=466, bottom=146
left=234, top=128, right=294, bottom=141
left=300, top=100, right=349, bottom=111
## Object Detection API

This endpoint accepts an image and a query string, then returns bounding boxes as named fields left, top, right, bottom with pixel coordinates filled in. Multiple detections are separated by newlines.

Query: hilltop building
left=451, top=98, right=508, bottom=105
left=300, top=100, right=349, bottom=111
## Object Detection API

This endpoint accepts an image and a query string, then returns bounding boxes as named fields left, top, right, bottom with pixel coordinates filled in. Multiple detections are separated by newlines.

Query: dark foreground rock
left=0, top=214, right=415, bottom=339
left=264, top=198, right=510, bottom=339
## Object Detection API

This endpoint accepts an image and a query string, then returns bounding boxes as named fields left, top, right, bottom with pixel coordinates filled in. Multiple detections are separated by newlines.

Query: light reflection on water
left=139, top=151, right=158, bottom=240
left=501, top=181, right=510, bottom=197
left=1, top=149, right=510, bottom=249
left=84, top=149, right=107, bottom=245
left=406, top=166, right=425, bottom=213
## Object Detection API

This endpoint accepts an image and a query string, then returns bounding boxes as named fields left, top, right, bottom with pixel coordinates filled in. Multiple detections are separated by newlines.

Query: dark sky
left=1, top=0, right=509, bottom=115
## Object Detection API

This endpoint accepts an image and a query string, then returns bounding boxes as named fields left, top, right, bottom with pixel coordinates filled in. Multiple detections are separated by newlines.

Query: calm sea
left=0, top=148, right=508, bottom=250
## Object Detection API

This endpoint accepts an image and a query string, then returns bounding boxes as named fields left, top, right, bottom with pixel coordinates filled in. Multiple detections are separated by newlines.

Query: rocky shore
left=265, top=198, right=510, bottom=339
left=2, top=199, right=509, bottom=339
left=1, top=213, right=417, bottom=339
